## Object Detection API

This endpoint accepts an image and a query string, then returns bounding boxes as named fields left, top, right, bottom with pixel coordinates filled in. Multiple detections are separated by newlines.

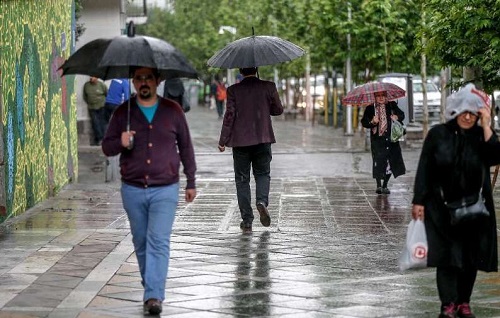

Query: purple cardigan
left=219, top=76, right=283, bottom=147
left=102, top=97, right=196, bottom=189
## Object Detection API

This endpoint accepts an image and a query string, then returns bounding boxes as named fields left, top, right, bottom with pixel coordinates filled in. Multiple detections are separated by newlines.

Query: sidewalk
left=1, top=105, right=500, bottom=317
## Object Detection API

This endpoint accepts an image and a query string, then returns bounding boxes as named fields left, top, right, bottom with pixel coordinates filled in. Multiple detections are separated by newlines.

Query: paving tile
left=3, top=107, right=500, bottom=317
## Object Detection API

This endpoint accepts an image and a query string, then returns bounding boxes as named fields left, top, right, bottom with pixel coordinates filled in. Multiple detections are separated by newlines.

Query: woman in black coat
left=361, top=91, right=406, bottom=194
left=412, top=84, right=500, bottom=318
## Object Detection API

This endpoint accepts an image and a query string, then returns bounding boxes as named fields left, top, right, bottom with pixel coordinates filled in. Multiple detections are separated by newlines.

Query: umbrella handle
left=127, top=134, right=134, bottom=150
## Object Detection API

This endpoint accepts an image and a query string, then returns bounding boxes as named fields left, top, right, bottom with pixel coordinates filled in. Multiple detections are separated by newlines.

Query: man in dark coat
left=361, top=94, right=406, bottom=194
left=218, top=67, right=283, bottom=233
left=411, top=83, right=500, bottom=317
left=163, top=78, right=190, bottom=113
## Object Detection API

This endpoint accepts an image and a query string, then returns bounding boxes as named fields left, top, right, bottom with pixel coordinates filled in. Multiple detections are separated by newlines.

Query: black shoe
left=144, top=298, right=162, bottom=315
left=382, top=187, right=391, bottom=194
left=240, top=221, right=252, bottom=234
left=376, top=187, right=383, bottom=194
left=256, top=202, right=271, bottom=227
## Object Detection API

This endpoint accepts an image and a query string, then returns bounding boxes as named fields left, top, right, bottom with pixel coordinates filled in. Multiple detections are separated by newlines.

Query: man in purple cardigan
left=102, top=67, right=196, bottom=315
left=218, top=67, right=284, bottom=233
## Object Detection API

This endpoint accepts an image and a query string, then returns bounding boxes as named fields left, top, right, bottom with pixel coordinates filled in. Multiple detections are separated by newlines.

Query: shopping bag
left=399, top=219, right=428, bottom=271
left=210, top=96, right=216, bottom=109
left=391, top=119, right=405, bottom=142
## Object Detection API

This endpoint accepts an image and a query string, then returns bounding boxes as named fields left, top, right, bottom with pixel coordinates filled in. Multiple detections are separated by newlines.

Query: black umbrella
left=59, top=22, right=197, bottom=150
left=59, top=23, right=198, bottom=80
left=207, top=31, right=305, bottom=69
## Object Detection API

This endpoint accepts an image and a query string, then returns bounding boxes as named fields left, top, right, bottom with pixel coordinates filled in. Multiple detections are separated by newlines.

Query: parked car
left=412, top=79, right=442, bottom=119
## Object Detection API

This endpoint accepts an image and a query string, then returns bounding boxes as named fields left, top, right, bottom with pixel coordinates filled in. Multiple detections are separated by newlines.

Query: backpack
left=216, top=83, right=227, bottom=101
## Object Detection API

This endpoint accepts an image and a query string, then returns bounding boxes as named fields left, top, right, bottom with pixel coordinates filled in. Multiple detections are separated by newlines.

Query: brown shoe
left=144, top=298, right=162, bottom=315
left=256, top=202, right=271, bottom=227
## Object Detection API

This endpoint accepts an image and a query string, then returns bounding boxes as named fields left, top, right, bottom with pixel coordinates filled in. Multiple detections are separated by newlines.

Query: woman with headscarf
left=361, top=91, right=406, bottom=194
left=412, top=83, right=500, bottom=318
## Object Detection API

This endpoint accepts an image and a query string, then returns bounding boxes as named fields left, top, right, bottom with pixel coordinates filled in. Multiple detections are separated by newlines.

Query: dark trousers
left=232, top=143, right=272, bottom=223
left=216, top=100, right=224, bottom=118
left=437, top=266, right=477, bottom=305
left=104, top=102, right=120, bottom=124
left=89, top=108, right=105, bottom=144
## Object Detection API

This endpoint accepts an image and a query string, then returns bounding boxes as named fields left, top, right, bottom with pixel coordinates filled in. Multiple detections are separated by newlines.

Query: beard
left=138, top=86, right=154, bottom=100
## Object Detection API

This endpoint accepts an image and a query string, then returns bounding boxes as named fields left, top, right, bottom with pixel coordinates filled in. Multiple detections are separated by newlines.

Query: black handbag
left=441, top=134, right=490, bottom=226
left=445, top=191, right=489, bottom=226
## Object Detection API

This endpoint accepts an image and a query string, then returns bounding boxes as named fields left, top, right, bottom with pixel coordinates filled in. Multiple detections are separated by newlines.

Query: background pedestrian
left=411, top=83, right=500, bottom=318
left=104, top=78, right=130, bottom=125
left=361, top=92, right=406, bottom=194
left=211, top=76, right=226, bottom=119
left=218, top=67, right=283, bottom=233
left=163, top=77, right=190, bottom=112
left=101, top=67, right=196, bottom=315
left=83, top=76, right=107, bottom=145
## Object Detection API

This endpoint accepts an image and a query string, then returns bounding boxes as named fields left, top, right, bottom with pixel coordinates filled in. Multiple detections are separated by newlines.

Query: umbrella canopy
left=207, top=35, right=305, bottom=69
left=342, top=82, right=406, bottom=106
left=59, top=27, right=197, bottom=80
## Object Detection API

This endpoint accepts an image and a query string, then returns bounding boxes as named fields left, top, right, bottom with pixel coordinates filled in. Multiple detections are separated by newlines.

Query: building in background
left=75, top=0, right=127, bottom=145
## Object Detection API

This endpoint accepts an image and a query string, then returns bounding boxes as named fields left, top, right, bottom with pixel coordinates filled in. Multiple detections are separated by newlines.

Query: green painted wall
left=0, top=0, right=78, bottom=223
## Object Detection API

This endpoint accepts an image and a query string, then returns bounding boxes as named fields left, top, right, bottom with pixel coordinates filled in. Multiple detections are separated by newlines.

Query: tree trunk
left=463, top=67, right=483, bottom=89
left=420, top=10, right=429, bottom=137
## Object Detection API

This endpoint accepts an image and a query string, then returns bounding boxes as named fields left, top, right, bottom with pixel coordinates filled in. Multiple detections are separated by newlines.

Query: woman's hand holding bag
left=399, top=219, right=428, bottom=271
left=391, top=119, right=405, bottom=142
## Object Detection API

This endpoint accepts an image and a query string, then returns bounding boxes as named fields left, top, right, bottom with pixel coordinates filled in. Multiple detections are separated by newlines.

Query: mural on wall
left=0, top=0, right=78, bottom=223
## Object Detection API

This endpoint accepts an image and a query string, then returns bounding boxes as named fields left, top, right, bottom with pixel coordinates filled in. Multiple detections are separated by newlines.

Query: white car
left=412, top=79, right=442, bottom=119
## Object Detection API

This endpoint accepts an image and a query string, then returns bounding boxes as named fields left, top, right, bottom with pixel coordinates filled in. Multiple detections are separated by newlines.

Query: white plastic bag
left=399, top=219, right=428, bottom=271
left=210, top=96, right=216, bottom=109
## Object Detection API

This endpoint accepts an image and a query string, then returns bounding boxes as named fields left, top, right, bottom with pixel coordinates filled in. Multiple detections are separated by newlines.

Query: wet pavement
left=2, top=105, right=500, bottom=317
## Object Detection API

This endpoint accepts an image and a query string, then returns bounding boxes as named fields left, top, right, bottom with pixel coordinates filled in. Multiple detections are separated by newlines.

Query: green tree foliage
left=347, top=0, right=422, bottom=82
left=136, top=0, right=429, bottom=84
left=424, top=0, right=500, bottom=92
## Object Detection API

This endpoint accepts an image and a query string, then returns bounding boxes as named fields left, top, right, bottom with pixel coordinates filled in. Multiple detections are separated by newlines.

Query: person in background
left=218, top=67, right=283, bottom=233
left=83, top=76, right=107, bottom=145
left=211, top=76, right=226, bottom=119
left=101, top=67, right=196, bottom=315
left=412, top=83, right=500, bottom=318
left=163, top=78, right=190, bottom=113
left=360, top=92, right=406, bottom=194
left=104, top=78, right=130, bottom=125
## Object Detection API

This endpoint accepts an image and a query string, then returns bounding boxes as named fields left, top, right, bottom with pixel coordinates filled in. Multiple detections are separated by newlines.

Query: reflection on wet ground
left=2, top=106, right=500, bottom=317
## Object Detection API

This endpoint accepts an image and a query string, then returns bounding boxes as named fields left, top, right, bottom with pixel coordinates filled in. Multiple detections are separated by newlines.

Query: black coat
left=361, top=102, right=406, bottom=178
left=412, top=120, right=500, bottom=271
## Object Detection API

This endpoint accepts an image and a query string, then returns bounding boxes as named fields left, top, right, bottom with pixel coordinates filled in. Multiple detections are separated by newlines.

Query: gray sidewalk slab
left=1, top=105, right=500, bottom=317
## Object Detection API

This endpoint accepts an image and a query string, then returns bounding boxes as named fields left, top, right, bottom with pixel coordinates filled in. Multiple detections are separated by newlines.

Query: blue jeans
left=232, top=143, right=272, bottom=224
left=121, top=182, right=179, bottom=302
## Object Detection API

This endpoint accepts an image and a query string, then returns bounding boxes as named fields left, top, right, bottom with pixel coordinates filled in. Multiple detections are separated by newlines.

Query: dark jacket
left=412, top=120, right=500, bottom=271
left=101, top=97, right=196, bottom=189
left=218, top=76, right=284, bottom=147
left=360, top=101, right=406, bottom=178
left=163, top=78, right=190, bottom=112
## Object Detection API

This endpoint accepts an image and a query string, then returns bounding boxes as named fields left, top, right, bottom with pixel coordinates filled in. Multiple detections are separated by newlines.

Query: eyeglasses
left=460, top=111, right=478, bottom=117
left=133, top=74, right=155, bottom=82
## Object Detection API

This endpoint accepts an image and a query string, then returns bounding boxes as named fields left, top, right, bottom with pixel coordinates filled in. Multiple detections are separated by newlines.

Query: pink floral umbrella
left=342, top=82, right=406, bottom=106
